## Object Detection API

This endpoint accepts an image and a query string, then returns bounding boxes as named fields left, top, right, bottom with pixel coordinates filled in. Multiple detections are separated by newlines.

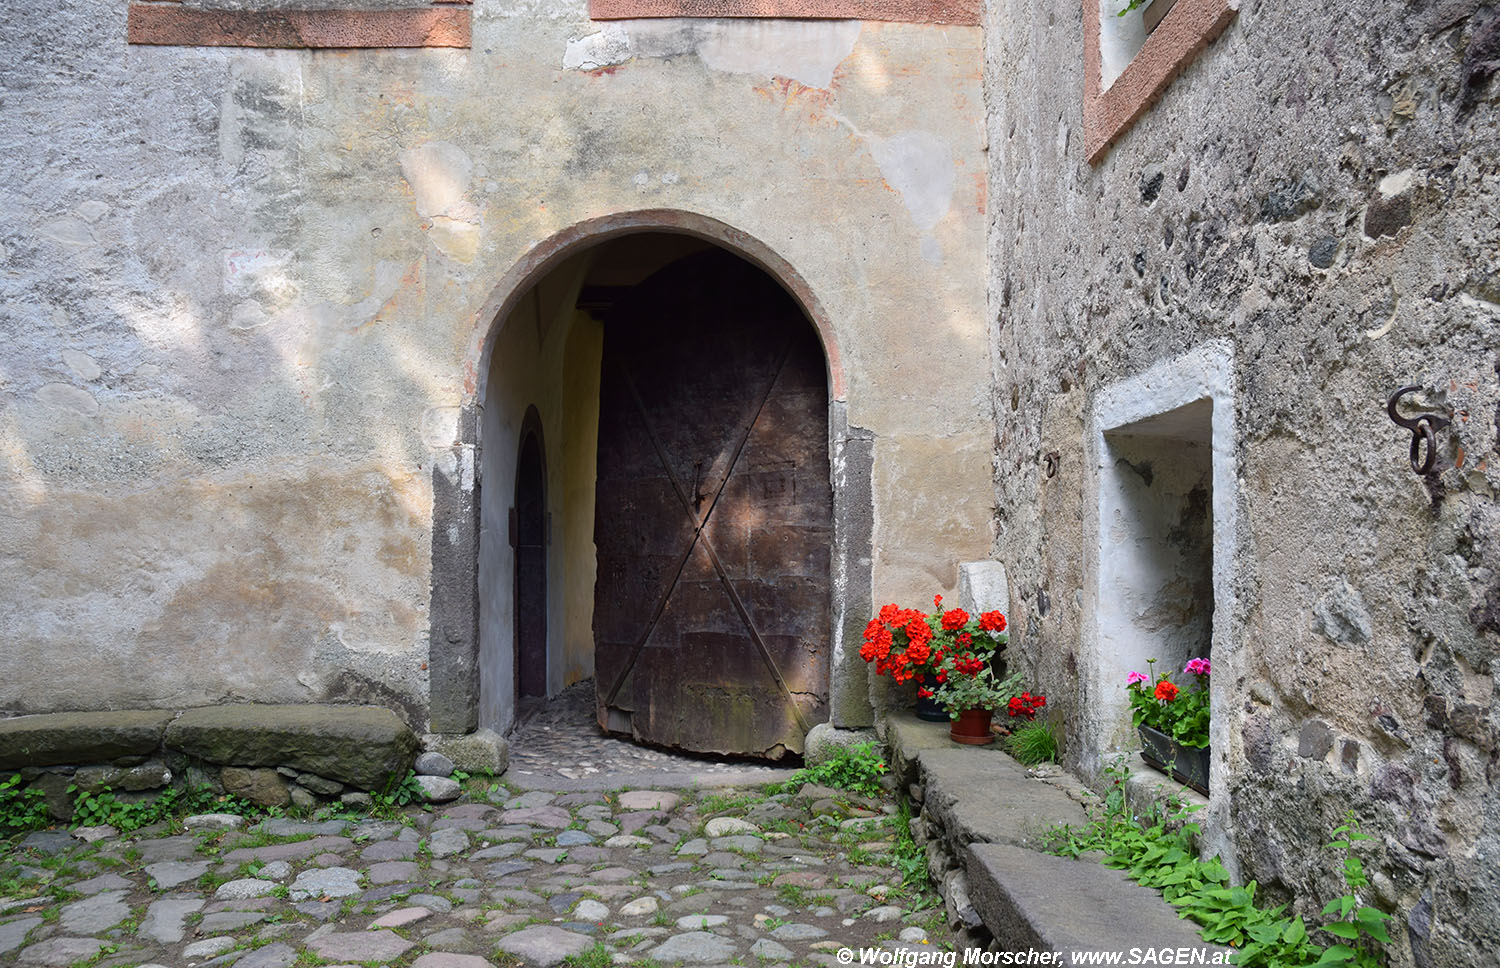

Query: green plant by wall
left=1006, top=721, right=1059, bottom=765
left=775, top=742, right=888, bottom=798
left=67, top=783, right=260, bottom=833
left=1046, top=762, right=1395, bottom=968
left=1308, top=813, right=1392, bottom=968
left=371, top=770, right=427, bottom=816
left=889, top=799, right=930, bottom=893
left=0, top=774, right=51, bottom=834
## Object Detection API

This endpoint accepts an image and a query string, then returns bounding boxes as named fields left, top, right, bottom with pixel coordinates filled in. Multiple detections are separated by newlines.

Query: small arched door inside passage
left=593, top=247, right=832, bottom=759
left=513, top=414, right=548, bottom=700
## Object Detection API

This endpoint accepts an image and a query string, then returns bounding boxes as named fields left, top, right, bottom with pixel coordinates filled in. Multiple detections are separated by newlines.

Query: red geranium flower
left=979, top=611, right=1007, bottom=632
left=941, top=608, right=970, bottom=631
left=1154, top=681, right=1179, bottom=702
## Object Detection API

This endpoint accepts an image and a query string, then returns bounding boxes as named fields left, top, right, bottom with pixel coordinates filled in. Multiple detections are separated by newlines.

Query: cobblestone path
left=505, top=682, right=794, bottom=789
left=0, top=781, right=953, bottom=967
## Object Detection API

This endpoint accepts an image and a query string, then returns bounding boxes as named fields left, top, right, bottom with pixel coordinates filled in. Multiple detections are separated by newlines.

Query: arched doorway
left=513, top=414, right=548, bottom=701
left=434, top=212, right=871, bottom=757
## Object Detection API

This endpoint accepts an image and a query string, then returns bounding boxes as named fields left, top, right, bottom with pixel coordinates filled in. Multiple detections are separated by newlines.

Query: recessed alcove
left=1097, top=399, right=1214, bottom=764
left=1083, top=340, right=1238, bottom=868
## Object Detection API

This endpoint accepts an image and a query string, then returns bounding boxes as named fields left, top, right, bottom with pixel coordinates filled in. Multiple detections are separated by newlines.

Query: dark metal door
left=592, top=249, right=831, bottom=757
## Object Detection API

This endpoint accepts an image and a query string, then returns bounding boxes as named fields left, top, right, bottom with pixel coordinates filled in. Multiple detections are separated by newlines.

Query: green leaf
left=1246, top=922, right=1281, bottom=944
left=1323, top=923, right=1360, bottom=940
left=1285, top=917, right=1307, bottom=945
left=1355, top=908, right=1391, bottom=943
left=1313, top=944, right=1358, bottom=966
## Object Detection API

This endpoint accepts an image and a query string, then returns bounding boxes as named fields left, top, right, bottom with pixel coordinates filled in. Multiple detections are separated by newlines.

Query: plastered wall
left=478, top=299, right=602, bottom=732
left=986, top=0, right=1500, bottom=962
left=0, top=3, right=992, bottom=730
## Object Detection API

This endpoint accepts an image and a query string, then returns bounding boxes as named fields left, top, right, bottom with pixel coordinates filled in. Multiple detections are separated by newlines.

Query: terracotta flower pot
left=949, top=708, right=995, bottom=745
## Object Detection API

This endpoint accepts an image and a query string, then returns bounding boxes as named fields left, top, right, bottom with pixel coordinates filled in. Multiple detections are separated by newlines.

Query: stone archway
left=426, top=211, right=872, bottom=745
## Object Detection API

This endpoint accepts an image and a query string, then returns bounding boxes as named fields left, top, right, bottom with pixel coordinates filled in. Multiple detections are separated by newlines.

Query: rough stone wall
left=986, top=0, right=1500, bottom=964
left=0, top=4, right=991, bottom=725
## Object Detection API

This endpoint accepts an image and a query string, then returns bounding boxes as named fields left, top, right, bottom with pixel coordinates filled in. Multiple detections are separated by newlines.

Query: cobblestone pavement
left=0, top=781, right=952, bottom=968
left=506, top=681, right=797, bottom=790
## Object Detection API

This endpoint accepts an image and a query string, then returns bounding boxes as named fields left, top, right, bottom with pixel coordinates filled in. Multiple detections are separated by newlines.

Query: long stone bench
left=0, top=704, right=421, bottom=816
left=0, top=710, right=177, bottom=769
left=884, top=713, right=1222, bottom=955
left=966, top=843, right=1221, bottom=954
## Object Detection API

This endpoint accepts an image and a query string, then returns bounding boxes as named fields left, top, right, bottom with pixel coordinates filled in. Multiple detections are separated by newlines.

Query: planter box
left=1138, top=724, right=1209, bottom=795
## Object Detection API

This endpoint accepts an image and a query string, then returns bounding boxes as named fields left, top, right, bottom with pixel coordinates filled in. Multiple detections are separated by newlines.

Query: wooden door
left=514, top=431, right=548, bottom=699
left=592, top=249, right=831, bottom=757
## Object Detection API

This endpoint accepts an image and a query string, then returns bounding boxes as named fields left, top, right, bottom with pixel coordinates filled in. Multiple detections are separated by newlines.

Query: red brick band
left=1083, top=0, right=1237, bottom=163
left=589, top=0, right=978, bottom=25
left=127, top=4, right=471, bottom=48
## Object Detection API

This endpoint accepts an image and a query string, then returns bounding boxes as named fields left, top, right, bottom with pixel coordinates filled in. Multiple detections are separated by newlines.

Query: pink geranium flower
left=1185, top=657, right=1211, bottom=676
left=1126, top=671, right=1149, bottom=685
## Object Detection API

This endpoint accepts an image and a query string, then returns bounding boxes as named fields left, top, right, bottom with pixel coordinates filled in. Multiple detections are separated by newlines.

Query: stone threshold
left=883, top=714, right=1223, bottom=955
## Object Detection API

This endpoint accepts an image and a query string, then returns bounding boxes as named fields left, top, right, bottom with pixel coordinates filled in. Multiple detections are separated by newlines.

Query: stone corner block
left=0, top=709, right=177, bottom=770
left=421, top=728, right=508, bottom=775
left=802, top=723, right=880, bottom=766
left=165, top=704, right=418, bottom=791
left=958, top=561, right=1008, bottom=617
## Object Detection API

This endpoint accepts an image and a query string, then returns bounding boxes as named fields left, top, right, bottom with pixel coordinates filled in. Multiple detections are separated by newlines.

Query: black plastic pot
left=1138, top=724, right=1209, bottom=795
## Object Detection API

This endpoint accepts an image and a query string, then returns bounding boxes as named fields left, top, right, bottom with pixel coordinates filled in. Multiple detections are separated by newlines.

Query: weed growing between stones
left=1045, top=762, right=1394, bottom=968
left=66, top=782, right=261, bottom=834
left=696, top=790, right=765, bottom=816
left=564, top=941, right=616, bottom=968
left=889, top=802, right=929, bottom=894
left=370, top=770, right=428, bottom=816
left=0, top=774, right=50, bottom=834
left=775, top=742, right=889, bottom=798
left=291, top=950, right=334, bottom=966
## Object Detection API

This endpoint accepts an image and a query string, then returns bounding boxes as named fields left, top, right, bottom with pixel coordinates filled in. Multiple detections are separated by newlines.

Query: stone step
left=965, top=842, right=1225, bottom=956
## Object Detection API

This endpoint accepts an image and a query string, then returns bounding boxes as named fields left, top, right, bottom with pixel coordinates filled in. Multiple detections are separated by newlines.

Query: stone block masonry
left=0, top=704, right=420, bottom=818
left=987, top=0, right=1500, bottom=961
left=882, top=714, right=1223, bottom=953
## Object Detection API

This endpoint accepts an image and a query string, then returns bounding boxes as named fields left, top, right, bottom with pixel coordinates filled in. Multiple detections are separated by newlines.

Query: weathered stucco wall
left=0, top=3, right=990, bottom=728
left=987, top=0, right=1499, bottom=963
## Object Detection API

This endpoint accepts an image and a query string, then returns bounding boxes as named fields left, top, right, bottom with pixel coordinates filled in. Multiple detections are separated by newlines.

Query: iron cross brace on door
left=601, top=341, right=811, bottom=735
